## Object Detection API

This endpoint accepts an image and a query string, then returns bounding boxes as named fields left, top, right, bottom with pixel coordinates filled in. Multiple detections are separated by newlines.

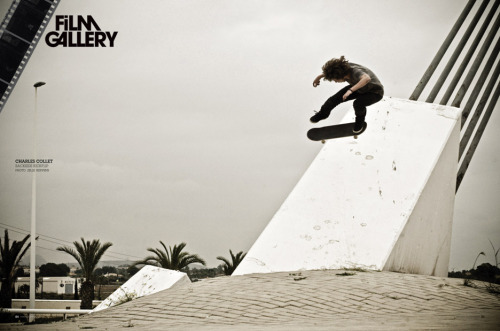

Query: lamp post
left=29, top=81, right=45, bottom=322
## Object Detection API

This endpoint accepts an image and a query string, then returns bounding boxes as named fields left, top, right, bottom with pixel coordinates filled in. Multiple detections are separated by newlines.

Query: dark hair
left=322, top=56, right=350, bottom=81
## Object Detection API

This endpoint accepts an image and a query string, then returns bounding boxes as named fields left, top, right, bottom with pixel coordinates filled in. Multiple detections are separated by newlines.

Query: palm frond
left=138, top=241, right=205, bottom=271
left=216, top=256, right=231, bottom=266
left=57, top=238, right=112, bottom=281
left=217, top=249, right=246, bottom=275
left=0, top=230, right=31, bottom=281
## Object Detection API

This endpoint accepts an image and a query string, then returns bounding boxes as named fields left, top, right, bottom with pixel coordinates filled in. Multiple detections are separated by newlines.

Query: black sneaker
left=310, top=111, right=329, bottom=123
left=353, top=121, right=365, bottom=134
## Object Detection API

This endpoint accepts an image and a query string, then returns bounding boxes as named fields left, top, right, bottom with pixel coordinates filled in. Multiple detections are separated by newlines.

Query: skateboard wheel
left=321, top=140, right=325, bottom=144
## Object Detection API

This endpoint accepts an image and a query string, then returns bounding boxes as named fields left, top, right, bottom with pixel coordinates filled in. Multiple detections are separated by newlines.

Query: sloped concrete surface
left=234, top=99, right=461, bottom=276
left=2, top=270, right=499, bottom=330
left=94, top=266, right=190, bottom=312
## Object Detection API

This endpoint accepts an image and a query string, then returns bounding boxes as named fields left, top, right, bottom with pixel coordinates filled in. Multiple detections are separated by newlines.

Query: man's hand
left=343, top=89, right=353, bottom=100
left=313, top=74, right=324, bottom=87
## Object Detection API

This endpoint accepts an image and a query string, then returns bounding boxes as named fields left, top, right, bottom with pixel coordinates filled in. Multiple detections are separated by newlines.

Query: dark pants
left=320, top=85, right=383, bottom=123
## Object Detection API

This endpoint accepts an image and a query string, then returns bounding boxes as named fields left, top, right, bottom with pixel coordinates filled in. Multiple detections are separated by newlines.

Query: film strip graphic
left=0, top=0, right=60, bottom=114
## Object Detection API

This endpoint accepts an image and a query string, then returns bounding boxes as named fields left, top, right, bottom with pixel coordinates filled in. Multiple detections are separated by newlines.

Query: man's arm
left=313, top=74, right=325, bottom=87
left=343, top=73, right=371, bottom=100
left=350, top=73, right=371, bottom=92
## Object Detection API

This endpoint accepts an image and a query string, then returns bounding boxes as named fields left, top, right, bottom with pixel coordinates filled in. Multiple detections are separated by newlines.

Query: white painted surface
left=233, top=98, right=461, bottom=276
left=383, top=117, right=459, bottom=276
left=93, top=266, right=190, bottom=311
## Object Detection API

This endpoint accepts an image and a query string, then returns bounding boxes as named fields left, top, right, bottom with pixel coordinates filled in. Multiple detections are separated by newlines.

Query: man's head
left=322, top=56, right=350, bottom=82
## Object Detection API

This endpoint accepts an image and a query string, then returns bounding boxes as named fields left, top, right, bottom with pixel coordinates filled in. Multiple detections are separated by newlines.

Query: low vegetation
left=449, top=240, right=500, bottom=294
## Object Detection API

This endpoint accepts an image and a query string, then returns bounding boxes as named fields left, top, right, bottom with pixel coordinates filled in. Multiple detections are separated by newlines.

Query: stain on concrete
left=300, top=234, right=312, bottom=241
left=247, top=257, right=266, bottom=266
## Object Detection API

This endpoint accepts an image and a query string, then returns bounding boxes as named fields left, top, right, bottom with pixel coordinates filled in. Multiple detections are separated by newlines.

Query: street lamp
left=29, top=81, right=45, bottom=322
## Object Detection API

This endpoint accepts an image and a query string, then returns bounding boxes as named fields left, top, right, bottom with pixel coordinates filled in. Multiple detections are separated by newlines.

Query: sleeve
left=350, top=67, right=366, bottom=83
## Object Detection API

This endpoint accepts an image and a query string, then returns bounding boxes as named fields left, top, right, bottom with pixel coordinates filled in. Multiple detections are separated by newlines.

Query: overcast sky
left=0, top=0, right=498, bottom=271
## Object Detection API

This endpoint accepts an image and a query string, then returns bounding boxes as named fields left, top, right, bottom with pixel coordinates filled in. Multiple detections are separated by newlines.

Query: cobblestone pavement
left=1, top=270, right=499, bottom=330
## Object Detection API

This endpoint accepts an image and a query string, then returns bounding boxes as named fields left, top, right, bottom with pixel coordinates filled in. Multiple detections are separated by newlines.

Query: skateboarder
left=310, top=56, right=384, bottom=133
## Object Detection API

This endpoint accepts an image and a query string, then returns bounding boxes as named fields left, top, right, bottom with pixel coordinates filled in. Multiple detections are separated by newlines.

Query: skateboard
left=307, top=122, right=367, bottom=143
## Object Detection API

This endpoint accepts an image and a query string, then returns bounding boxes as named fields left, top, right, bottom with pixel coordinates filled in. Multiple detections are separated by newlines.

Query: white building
left=15, top=277, right=79, bottom=295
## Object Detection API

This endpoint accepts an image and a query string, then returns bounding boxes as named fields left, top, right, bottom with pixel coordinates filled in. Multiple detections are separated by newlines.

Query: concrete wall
left=233, top=98, right=461, bottom=277
left=383, top=117, right=459, bottom=275
left=12, top=299, right=102, bottom=310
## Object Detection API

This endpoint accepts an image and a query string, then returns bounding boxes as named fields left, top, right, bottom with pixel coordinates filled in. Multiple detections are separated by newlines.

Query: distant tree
left=186, top=266, right=224, bottom=280
left=0, top=230, right=32, bottom=309
left=39, top=263, right=70, bottom=277
left=57, top=238, right=112, bottom=309
left=217, top=250, right=247, bottom=275
left=94, top=267, right=104, bottom=276
left=14, top=267, right=25, bottom=278
left=116, top=267, right=127, bottom=277
left=135, top=242, right=206, bottom=271
left=101, top=266, right=117, bottom=275
left=474, top=263, right=500, bottom=283
left=15, top=278, right=41, bottom=300
left=127, top=265, right=140, bottom=278
left=95, top=275, right=108, bottom=300
left=17, top=284, right=30, bottom=299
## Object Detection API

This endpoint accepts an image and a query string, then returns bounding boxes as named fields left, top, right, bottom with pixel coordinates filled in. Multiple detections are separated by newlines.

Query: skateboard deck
left=307, top=122, right=367, bottom=142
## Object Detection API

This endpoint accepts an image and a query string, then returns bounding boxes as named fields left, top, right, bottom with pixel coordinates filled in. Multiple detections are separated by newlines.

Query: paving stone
left=2, top=270, right=499, bottom=330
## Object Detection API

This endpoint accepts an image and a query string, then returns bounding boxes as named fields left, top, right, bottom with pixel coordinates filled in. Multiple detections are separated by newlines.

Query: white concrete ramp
left=93, top=266, right=191, bottom=311
left=234, top=98, right=461, bottom=277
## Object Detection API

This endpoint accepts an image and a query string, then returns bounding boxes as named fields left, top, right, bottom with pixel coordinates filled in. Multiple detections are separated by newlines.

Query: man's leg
left=310, top=86, right=352, bottom=123
left=352, top=93, right=383, bottom=132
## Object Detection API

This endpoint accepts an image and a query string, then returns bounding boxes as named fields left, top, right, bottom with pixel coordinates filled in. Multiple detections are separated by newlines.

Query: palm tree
left=0, top=230, right=32, bottom=309
left=135, top=242, right=206, bottom=271
left=57, top=238, right=112, bottom=309
left=217, top=250, right=247, bottom=275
